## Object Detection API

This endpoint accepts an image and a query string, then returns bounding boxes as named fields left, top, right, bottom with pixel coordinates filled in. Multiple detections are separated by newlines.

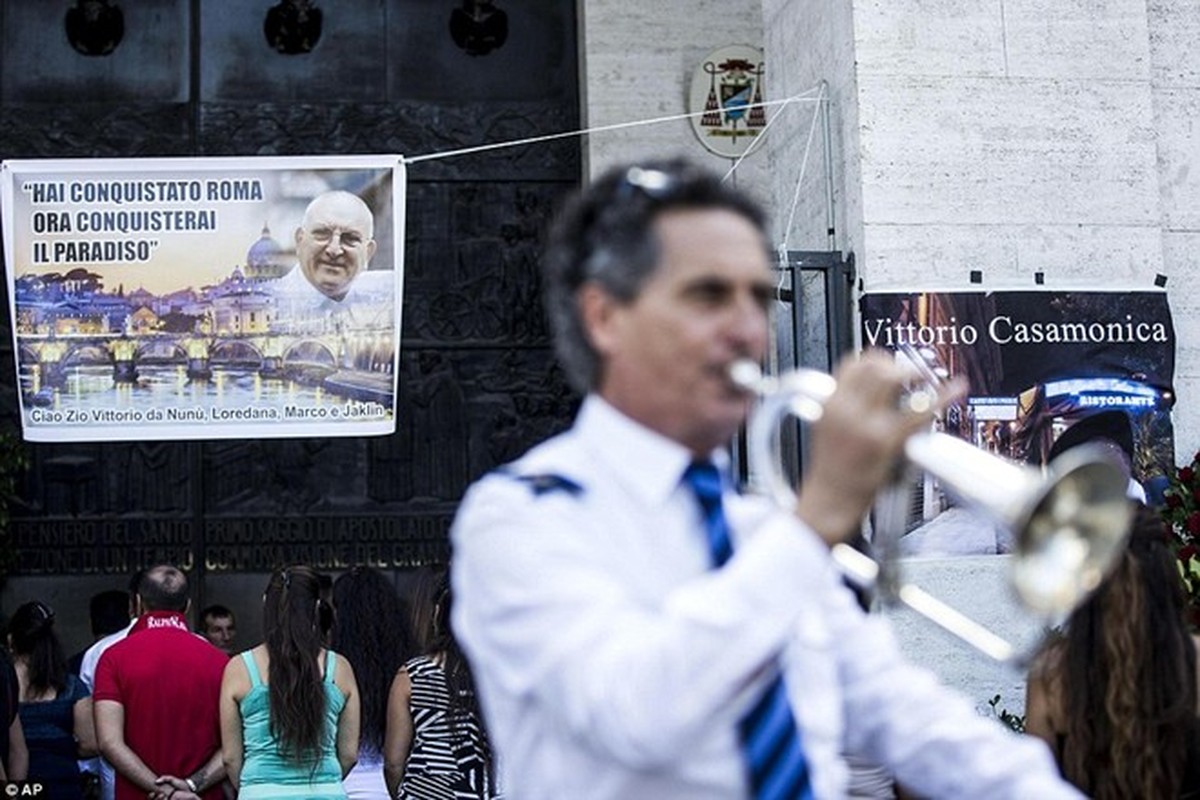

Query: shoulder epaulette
left=495, top=467, right=584, bottom=497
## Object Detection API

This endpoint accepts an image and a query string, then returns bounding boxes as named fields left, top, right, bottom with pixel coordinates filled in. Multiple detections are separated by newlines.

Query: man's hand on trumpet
left=795, top=348, right=967, bottom=546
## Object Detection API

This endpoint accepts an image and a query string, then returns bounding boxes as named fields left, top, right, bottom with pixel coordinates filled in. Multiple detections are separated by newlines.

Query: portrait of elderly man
left=295, top=189, right=377, bottom=302
left=271, top=189, right=393, bottom=336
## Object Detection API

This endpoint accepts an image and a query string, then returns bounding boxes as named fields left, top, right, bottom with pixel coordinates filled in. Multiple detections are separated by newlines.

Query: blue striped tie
left=683, top=461, right=814, bottom=800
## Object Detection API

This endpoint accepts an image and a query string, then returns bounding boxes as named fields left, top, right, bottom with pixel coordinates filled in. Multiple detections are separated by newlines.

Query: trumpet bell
left=900, top=431, right=1133, bottom=617
left=1011, top=444, right=1133, bottom=616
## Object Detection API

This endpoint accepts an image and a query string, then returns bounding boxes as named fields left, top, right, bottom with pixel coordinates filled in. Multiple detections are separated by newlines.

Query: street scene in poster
left=860, top=290, right=1175, bottom=557
left=1, top=155, right=405, bottom=442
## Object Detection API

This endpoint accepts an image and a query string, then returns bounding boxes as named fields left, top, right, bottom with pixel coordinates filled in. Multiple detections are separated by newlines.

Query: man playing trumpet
left=450, top=158, right=1082, bottom=799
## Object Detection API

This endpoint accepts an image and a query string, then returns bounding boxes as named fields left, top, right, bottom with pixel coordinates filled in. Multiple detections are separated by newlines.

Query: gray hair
left=301, top=189, right=375, bottom=239
left=541, top=158, right=770, bottom=393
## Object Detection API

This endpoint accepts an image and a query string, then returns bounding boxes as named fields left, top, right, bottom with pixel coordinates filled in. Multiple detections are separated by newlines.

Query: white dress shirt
left=79, top=621, right=134, bottom=800
left=451, top=396, right=1082, bottom=800
left=270, top=265, right=394, bottom=335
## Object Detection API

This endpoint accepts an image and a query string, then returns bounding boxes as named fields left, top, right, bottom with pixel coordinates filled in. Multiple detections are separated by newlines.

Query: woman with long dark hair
left=1025, top=504, right=1200, bottom=799
left=405, top=563, right=448, bottom=654
left=220, top=566, right=361, bottom=799
left=8, top=600, right=96, bottom=800
left=331, top=566, right=417, bottom=799
left=383, top=574, right=498, bottom=799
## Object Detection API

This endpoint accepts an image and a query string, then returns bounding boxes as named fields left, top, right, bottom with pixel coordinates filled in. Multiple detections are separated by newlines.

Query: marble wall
left=763, top=0, right=1195, bottom=450
left=579, top=0, right=771, bottom=198
left=1150, top=0, right=1200, bottom=460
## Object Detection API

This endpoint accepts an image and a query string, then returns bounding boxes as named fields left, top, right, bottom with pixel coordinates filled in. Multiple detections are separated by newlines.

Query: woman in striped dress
left=383, top=576, right=498, bottom=799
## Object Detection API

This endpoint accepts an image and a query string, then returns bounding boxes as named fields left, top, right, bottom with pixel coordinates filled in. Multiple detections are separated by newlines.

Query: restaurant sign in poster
left=1, top=155, right=405, bottom=442
left=859, top=289, right=1175, bottom=555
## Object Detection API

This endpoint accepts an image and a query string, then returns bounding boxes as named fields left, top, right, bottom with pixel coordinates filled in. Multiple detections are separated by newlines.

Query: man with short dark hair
left=197, top=604, right=237, bottom=655
left=68, top=589, right=130, bottom=676
left=94, top=565, right=228, bottom=800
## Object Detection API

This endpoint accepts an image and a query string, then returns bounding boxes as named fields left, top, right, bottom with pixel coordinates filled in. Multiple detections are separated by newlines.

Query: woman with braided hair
left=1025, top=503, right=1200, bottom=799
left=220, top=565, right=361, bottom=799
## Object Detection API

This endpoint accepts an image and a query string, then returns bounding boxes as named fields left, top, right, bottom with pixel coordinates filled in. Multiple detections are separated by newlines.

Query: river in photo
left=22, top=363, right=334, bottom=411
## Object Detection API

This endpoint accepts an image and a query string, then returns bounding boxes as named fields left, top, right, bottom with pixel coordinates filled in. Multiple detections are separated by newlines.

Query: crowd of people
left=0, top=561, right=496, bottom=800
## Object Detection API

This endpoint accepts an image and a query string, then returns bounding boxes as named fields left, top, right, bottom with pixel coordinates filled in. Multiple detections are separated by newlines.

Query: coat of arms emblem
left=688, top=45, right=766, bottom=159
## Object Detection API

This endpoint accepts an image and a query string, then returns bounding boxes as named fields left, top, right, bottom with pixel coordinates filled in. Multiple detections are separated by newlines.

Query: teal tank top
left=237, top=649, right=348, bottom=799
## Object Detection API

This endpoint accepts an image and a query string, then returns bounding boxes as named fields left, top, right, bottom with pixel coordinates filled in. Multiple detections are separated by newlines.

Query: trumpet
left=730, top=358, right=1134, bottom=664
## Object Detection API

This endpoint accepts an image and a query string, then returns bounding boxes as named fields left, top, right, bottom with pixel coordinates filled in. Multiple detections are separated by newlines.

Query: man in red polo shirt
left=94, top=564, right=229, bottom=800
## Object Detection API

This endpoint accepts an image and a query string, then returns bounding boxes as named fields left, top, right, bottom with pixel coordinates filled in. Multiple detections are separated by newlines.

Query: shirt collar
left=576, top=395, right=731, bottom=507
left=128, top=610, right=190, bottom=636
left=280, top=265, right=364, bottom=305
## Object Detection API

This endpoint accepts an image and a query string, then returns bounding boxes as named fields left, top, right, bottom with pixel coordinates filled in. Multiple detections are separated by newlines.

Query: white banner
left=1, top=155, right=406, bottom=441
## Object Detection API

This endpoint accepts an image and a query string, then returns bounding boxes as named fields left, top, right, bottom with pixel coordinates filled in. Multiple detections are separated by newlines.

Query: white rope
left=720, top=93, right=803, bottom=184
left=779, top=81, right=827, bottom=253
left=404, top=88, right=825, bottom=165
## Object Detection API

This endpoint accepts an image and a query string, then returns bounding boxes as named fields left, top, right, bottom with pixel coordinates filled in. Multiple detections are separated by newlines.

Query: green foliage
left=984, top=694, right=1025, bottom=734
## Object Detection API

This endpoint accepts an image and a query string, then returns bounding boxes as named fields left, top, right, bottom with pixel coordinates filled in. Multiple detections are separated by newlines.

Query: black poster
left=860, top=290, right=1176, bottom=555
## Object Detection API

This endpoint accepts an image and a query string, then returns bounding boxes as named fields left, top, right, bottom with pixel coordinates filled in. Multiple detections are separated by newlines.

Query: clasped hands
left=149, top=774, right=200, bottom=800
